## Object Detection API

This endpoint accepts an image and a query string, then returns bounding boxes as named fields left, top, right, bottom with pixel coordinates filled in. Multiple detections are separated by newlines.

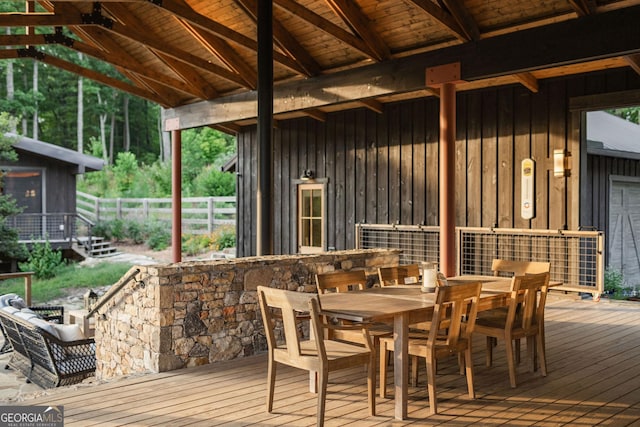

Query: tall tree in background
left=0, top=113, right=26, bottom=264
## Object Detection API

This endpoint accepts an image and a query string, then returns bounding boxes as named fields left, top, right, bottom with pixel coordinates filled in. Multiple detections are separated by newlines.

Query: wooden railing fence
left=76, top=191, right=236, bottom=235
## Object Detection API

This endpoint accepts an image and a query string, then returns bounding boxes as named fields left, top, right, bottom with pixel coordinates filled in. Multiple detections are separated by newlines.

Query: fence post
left=143, top=199, right=149, bottom=220
left=208, top=197, right=214, bottom=233
left=116, top=198, right=122, bottom=220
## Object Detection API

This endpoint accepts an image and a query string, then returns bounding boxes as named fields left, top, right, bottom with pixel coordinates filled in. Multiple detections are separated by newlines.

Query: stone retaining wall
left=94, top=249, right=399, bottom=380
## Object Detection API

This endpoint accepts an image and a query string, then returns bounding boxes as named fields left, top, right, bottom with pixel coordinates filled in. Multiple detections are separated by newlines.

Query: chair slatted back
left=429, top=282, right=481, bottom=352
left=258, top=286, right=324, bottom=370
left=377, top=265, right=421, bottom=286
left=506, top=272, right=550, bottom=334
left=491, top=259, right=551, bottom=277
left=315, top=270, right=367, bottom=294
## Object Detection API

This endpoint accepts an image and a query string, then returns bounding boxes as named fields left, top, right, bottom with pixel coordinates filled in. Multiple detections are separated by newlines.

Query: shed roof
left=6, top=133, right=104, bottom=173
left=587, top=111, right=640, bottom=159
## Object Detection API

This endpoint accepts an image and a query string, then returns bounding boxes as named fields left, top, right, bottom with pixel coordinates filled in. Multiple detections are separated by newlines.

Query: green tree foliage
left=0, top=113, right=26, bottom=261
left=79, top=127, right=237, bottom=198
left=607, top=107, right=640, bottom=124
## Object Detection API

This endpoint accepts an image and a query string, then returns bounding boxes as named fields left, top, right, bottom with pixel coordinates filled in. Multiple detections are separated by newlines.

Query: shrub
left=211, top=225, right=235, bottom=251
left=182, top=234, right=211, bottom=256
left=146, top=222, right=171, bottom=251
left=18, top=240, right=65, bottom=280
left=91, top=220, right=113, bottom=240
left=604, top=268, right=625, bottom=298
left=126, top=220, right=145, bottom=244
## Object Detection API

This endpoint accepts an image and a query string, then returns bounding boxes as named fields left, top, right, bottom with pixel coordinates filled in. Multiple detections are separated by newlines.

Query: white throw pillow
left=30, top=318, right=61, bottom=340
left=0, top=294, right=20, bottom=308
left=52, top=324, right=85, bottom=342
left=14, top=310, right=38, bottom=321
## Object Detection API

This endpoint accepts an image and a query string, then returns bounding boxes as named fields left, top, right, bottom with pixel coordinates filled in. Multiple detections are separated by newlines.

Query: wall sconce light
left=553, top=149, right=571, bottom=177
left=300, top=169, right=314, bottom=181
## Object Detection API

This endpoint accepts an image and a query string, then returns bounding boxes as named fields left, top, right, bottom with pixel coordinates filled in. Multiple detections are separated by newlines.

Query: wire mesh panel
left=355, top=224, right=440, bottom=265
left=458, top=227, right=604, bottom=297
left=356, top=224, right=604, bottom=297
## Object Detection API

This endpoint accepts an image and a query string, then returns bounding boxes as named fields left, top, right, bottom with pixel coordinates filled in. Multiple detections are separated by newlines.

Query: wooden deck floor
left=13, top=296, right=640, bottom=426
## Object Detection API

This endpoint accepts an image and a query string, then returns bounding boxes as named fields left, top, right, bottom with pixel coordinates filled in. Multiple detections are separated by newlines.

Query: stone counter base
left=94, top=249, right=399, bottom=380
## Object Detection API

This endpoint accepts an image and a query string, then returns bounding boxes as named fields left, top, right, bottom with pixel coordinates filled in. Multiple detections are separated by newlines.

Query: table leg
left=394, top=313, right=409, bottom=420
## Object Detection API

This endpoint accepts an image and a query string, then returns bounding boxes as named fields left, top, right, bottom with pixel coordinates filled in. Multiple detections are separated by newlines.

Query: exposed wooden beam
left=212, top=123, right=241, bottom=135
left=0, top=12, right=83, bottom=27
left=624, top=54, right=640, bottom=75
left=235, top=0, right=320, bottom=76
left=357, top=98, right=384, bottom=114
left=14, top=47, right=169, bottom=106
left=567, top=0, right=597, bottom=16
left=153, top=52, right=219, bottom=99
left=40, top=2, right=251, bottom=88
left=325, top=0, right=390, bottom=60
left=303, top=109, right=327, bottom=122
left=164, top=6, right=640, bottom=129
left=406, top=0, right=469, bottom=42
left=273, top=0, right=381, bottom=61
left=177, top=20, right=257, bottom=89
left=438, top=0, right=480, bottom=41
left=513, top=72, right=539, bottom=93
left=156, top=0, right=308, bottom=76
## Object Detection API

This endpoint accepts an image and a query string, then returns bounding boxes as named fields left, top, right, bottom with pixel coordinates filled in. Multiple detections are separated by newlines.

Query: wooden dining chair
left=377, top=264, right=421, bottom=286
left=491, top=259, right=551, bottom=277
left=379, top=281, right=482, bottom=415
left=490, top=260, right=551, bottom=363
left=473, top=272, right=550, bottom=388
left=316, top=270, right=392, bottom=347
left=257, top=286, right=375, bottom=426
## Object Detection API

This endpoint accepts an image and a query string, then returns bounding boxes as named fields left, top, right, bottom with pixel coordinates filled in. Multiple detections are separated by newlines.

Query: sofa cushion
left=13, top=310, right=38, bottom=322
left=0, top=306, right=19, bottom=315
left=52, top=324, right=85, bottom=342
left=30, top=318, right=61, bottom=340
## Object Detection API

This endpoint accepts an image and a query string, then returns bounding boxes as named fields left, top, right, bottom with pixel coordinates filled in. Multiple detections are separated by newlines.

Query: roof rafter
left=235, top=0, right=320, bottom=76
left=149, top=0, right=309, bottom=76
left=13, top=47, right=168, bottom=105
left=101, top=2, right=222, bottom=97
left=567, top=0, right=597, bottom=16
left=405, top=0, right=469, bottom=42
left=273, top=0, right=382, bottom=61
left=438, top=0, right=480, bottom=41
left=324, top=0, right=390, bottom=60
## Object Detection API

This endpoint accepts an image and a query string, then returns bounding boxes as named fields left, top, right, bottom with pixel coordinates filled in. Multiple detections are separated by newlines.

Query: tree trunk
left=33, top=60, right=39, bottom=140
left=97, top=92, right=108, bottom=163
left=123, top=95, right=130, bottom=152
left=109, top=112, right=116, bottom=165
left=5, top=28, right=16, bottom=133
left=77, top=54, right=84, bottom=154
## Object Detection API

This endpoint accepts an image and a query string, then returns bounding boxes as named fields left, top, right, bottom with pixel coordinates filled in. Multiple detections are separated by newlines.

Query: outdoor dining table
left=318, top=274, right=554, bottom=420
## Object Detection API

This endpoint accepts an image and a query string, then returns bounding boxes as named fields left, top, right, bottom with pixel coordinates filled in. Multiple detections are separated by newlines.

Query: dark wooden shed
left=1, top=133, right=104, bottom=248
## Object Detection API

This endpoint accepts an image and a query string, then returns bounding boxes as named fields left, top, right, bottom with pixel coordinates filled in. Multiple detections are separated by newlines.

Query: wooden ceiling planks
left=0, top=0, right=637, bottom=130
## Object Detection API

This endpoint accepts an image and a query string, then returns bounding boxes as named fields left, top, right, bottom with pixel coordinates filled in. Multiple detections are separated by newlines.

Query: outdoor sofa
left=0, top=293, right=96, bottom=388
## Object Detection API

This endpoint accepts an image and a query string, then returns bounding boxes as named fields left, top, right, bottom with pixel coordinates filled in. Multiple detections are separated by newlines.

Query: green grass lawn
left=0, top=262, right=133, bottom=304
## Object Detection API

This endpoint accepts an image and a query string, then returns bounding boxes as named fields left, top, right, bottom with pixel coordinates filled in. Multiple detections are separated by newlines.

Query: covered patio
left=15, top=296, right=640, bottom=426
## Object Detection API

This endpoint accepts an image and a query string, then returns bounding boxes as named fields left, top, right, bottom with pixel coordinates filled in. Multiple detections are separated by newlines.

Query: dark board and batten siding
left=237, top=69, right=640, bottom=257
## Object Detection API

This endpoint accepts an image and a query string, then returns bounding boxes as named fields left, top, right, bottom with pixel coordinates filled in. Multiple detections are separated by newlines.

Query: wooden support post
left=171, top=129, right=182, bottom=263
left=426, top=63, right=464, bottom=277
left=256, top=0, right=273, bottom=256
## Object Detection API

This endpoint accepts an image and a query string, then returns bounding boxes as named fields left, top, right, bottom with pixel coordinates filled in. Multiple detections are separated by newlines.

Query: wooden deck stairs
left=76, top=236, right=120, bottom=258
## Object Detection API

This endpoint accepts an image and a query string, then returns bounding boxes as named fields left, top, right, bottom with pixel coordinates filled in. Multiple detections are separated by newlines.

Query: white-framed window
left=298, top=182, right=325, bottom=253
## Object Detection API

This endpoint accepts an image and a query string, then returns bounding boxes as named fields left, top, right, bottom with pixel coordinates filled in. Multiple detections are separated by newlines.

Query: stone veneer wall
left=94, top=248, right=400, bottom=380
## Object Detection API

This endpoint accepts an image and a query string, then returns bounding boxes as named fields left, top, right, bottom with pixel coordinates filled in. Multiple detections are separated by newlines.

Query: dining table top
left=318, top=274, right=559, bottom=322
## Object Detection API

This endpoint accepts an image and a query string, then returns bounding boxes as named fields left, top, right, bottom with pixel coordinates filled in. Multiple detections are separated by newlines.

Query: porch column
left=426, top=63, right=463, bottom=277
left=439, top=82, right=456, bottom=277
left=171, top=129, right=182, bottom=263
left=256, top=0, right=273, bottom=256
